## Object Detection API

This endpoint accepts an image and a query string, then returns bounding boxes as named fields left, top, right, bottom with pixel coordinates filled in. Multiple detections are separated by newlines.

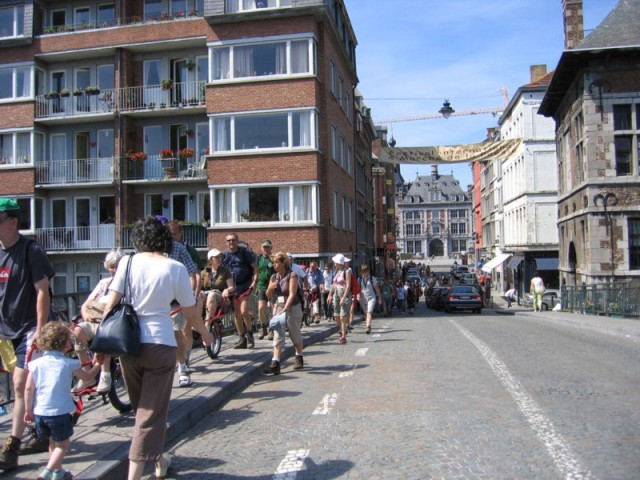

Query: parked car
left=452, top=265, right=469, bottom=279
left=443, top=285, right=483, bottom=313
left=460, top=273, right=477, bottom=285
left=426, top=287, right=449, bottom=310
left=522, top=289, right=561, bottom=310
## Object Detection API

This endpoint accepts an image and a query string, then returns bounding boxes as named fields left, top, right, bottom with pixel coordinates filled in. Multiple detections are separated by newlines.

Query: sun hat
left=207, top=248, right=222, bottom=259
left=262, top=239, right=272, bottom=247
left=332, top=253, right=346, bottom=265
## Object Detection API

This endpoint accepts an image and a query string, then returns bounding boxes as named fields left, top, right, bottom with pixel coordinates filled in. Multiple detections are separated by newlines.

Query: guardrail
left=561, top=283, right=640, bottom=318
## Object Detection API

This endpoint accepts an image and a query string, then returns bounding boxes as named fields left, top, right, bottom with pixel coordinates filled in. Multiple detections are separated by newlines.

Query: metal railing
left=39, top=11, right=203, bottom=35
left=124, top=155, right=206, bottom=181
left=562, top=283, right=640, bottom=318
left=35, top=81, right=205, bottom=119
left=121, top=224, right=208, bottom=249
left=36, top=225, right=118, bottom=252
left=36, top=157, right=116, bottom=185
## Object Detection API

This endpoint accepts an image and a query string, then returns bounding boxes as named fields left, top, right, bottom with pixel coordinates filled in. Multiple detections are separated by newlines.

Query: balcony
left=35, top=81, right=205, bottom=120
left=124, top=155, right=207, bottom=182
left=36, top=225, right=118, bottom=252
left=226, top=0, right=292, bottom=13
left=121, top=223, right=208, bottom=249
left=38, top=11, right=204, bottom=36
left=36, top=157, right=116, bottom=186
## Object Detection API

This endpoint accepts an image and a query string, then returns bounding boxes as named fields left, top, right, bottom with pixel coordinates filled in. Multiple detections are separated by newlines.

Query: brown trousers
left=121, top=343, right=176, bottom=462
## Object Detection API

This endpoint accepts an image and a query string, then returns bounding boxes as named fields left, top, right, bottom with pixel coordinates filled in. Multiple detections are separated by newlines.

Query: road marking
left=338, top=371, right=353, bottom=378
left=372, top=333, right=381, bottom=338
left=355, top=348, right=368, bottom=357
left=273, top=449, right=310, bottom=479
left=452, top=321, right=594, bottom=480
left=313, top=393, right=338, bottom=415
left=339, top=363, right=356, bottom=378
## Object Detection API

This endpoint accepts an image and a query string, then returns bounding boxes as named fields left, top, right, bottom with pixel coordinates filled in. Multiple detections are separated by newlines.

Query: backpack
left=350, top=270, right=360, bottom=295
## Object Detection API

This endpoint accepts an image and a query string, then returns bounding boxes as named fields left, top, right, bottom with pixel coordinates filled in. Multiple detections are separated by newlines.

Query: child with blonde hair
left=24, top=321, right=102, bottom=480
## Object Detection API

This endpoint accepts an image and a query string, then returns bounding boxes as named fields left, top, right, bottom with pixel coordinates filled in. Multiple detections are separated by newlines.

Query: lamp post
left=439, top=99, right=455, bottom=119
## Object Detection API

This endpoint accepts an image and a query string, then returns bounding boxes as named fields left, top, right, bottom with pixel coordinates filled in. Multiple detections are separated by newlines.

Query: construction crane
left=377, top=87, right=510, bottom=124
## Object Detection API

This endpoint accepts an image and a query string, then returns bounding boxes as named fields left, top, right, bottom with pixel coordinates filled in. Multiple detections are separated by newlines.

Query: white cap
left=207, top=248, right=222, bottom=259
left=332, top=253, right=346, bottom=265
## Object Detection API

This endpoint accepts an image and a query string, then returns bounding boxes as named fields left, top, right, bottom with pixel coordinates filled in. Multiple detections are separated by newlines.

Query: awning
left=535, top=258, right=559, bottom=270
left=506, top=255, right=524, bottom=269
left=481, top=253, right=511, bottom=273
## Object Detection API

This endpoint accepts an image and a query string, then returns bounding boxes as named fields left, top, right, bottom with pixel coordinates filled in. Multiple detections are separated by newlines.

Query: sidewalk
left=1, top=319, right=342, bottom=480
left=488, top=294, right=640, bottom=340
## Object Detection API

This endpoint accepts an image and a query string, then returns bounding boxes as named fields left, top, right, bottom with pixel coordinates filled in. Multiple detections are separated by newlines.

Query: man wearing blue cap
left=0, top=198, right=55, bottom=471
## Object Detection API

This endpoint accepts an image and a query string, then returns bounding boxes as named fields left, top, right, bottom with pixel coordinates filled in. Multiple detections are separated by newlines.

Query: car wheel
left=541, top=303, right=548, bottom=311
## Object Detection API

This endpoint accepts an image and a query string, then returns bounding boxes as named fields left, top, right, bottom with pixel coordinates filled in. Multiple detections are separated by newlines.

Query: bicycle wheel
left=107, top=357, right=132, bottom=413
left=206, top=320, right=223, bottom=359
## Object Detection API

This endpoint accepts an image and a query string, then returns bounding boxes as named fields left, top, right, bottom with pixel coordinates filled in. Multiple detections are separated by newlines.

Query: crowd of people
left=0, top=195, right=428, bottom=479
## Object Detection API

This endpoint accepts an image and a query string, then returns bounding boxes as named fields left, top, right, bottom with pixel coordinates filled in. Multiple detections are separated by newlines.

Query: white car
left=522, top=289, right=561, bottom=310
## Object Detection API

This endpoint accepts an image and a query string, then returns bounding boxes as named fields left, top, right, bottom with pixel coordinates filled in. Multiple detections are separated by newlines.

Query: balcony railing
left=121, top=224, right=208, bottom=249
left=36, top=157, right=116, bottom=185
left=35, top=81, right=205, bottom=119
left=39, top=11, right=203, bottom=36
left=226, top=0, right=292, bottom=13
left=36, top=225, right=118, bottom=252
left=124, top=155, right=206, bottom=181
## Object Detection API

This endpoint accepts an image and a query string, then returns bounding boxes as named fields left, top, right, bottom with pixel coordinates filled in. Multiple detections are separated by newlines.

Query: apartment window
left=574, top=111, right=584, bottom=181
left=430, top=191, right=439, bottom=201
left=630, top=219, right=640, bottom=270
left=145, top=194, right=163, bottom=216
left=212, top=37, right=314, bottom=81
left=74, top=7, right=90, bottom=28
left=213, top=183, right=315, bottom=224
left=212, top=109, right=316, bottom=152
left=329, top=60, right=336, bottom=96
left=144, top=0, right=163, bottom=19
left=0, top=131, right=33, bottom=166
left=613, top=104, right=639, bottom=176
left=451, top=223, right=459, bottom=235
left=333, top=190, right=340, bottom=228
left=226, top=0, right=292, bottom=13
left=432, top=223, right=440, bottom=235
left=0, top=5, right=24, bottom=38
left=346, top=145, right=353, bottom=176
left=0, top=66, right=31, bottom=100
left=97, top=4, right=115, bottom=25
left=51, top=10, right=66, bottom=30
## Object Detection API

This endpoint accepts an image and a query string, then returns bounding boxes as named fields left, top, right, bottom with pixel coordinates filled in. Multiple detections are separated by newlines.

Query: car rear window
left=451, top=286, right=475, bottom=293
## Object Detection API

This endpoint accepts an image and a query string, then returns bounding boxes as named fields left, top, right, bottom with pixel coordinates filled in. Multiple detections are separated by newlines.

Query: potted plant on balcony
left=127, top=149, right=148, bottom=161
left=85, top=86, right=101, bottom=95
left=72, top=89, right=83, bottom=96
left=126, top=149, right=148, bottom=177
left=185, top=60, right=196, bottom=71
left=164, top=166, right=177, bottom=178
left=44, top=91, right=60, bottom=100
left=161, top=148, right=174, bottom=159
left=59, top=88, right=70, bottom=97
left=178, top=148, right=195, bottom=160
left=161, top=79, right=173, bottom=91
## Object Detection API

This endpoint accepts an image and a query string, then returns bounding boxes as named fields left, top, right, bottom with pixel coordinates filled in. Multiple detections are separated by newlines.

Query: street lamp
left=439, top=99, right=455, bottom=119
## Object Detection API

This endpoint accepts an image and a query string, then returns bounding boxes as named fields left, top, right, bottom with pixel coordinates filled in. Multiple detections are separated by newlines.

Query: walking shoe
left=20, top=426, right=49, bottom=455
left=37, top=467, right=53, bottom=480
left=51, top=469, right=73, bottom=480
left=178, top=372, right=191, bottom=388
left=155, top=452, right=172, bottom=479
left=365, top=326, right=371, bottom=334
left=293, top=355, right=304, bottom=370
left=258, top=325, right=268, bottom=340
left=233, top=335, right=247, bottom=349
left=246, top=331, right=255, bottom=349
left=263, top=360, right=280, bottom=375
left=71, top=378, right=96, bottom=393
left=96, top=372, right=112, bottom=394
left=347, top=325, right=353, bottom=332
left=0, top=436, right=21, bottom=471
left=339, top=335, right=347, bottom=344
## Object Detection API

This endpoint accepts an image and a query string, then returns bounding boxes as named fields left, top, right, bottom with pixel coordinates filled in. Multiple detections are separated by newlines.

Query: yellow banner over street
left=378, top=138, right=522, bottom=165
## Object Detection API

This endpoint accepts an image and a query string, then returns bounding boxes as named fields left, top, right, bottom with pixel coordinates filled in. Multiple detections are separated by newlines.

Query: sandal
left=155, top=453, right=172, bottom=479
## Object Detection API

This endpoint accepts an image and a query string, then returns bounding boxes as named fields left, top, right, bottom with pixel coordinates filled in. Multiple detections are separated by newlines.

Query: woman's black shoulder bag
left=91, top=254, right=141, bottom=356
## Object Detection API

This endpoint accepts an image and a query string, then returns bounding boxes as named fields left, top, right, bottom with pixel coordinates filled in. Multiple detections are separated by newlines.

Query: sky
left=343, top=0, right=620, bottom=188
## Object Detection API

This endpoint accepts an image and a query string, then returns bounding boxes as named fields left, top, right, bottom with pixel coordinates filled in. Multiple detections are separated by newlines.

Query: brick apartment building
left=0, top=0, right=368, bottom=304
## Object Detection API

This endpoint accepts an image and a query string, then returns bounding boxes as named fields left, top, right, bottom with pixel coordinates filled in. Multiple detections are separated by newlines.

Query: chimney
left=530, top=64, right=547, bottom=83
left=562, top=0, right=584, bottom=50
left=431, top=164, right=439, bottom=180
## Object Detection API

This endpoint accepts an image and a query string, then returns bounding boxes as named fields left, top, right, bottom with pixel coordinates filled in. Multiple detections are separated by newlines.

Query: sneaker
left=263, top=360, right=280, bottom=375
left=293, top=356, right=304, bottom=370
left=178, top=372, right=191, bottom=388
left=233, top=335, right=247, bottom=349
left=96, top=372, right=112, bottom=394
left=51, top=469, right=73, bottom=480
left=0, top=436, right=21, bottom=471
left=20, top=426, right=48, bottom=455
left=246, top=331, right=255, bottom=349
left=155, top=453, right=172, bottom=479
left=71, top=378, right=96, bottom=393
left=365, top=326, right=371, bottom=334
left=37, top=468, right=53, bottom=480
left=339, top=336, right=347, bottom=344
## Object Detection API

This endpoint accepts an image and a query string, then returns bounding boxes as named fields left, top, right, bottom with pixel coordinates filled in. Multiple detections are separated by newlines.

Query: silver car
left=523, top=289, right=561, bottom=310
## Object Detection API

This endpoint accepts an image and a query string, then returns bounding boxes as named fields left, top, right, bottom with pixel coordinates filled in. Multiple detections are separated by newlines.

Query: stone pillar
left=562, top=0, right=584, bottom=50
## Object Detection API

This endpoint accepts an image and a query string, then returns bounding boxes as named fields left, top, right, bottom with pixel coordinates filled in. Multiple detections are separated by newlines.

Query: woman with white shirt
left=327, top=254, right=351, bottom=344
left=358, top=264, right=381, bottom=334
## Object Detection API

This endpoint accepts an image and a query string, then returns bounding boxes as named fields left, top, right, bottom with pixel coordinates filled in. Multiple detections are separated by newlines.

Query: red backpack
left=350, top=270, right=360, bottom=295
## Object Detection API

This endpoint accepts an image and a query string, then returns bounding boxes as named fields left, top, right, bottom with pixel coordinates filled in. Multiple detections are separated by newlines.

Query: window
left=74, top=7, right=90, bottom=28
left=630, top=218, right=640, bottom=270
left=212, top=37, right=314, bottom=81
left=213, top=183, right=316, bottom=224
left=97, top=4, right=115, bottom=26
left=144, top=0, right=163, bottom=19
left=51, top=10, right=66, bottom=30
left=0, top=131, right=33, bottom=166
left=0, top=66, right=31, bottom=100
left=226, top=0, right=292, bottom=13
left=0, top=5, right=24, bottom=38
left=432, top=223, right=440, bottom=235
left=430, top=191, right=439, bottom=201
left=333, top=190, right=340, bottom=228
left=574, top=112, right=584, bottom=181
left=212, top=109, right=316, bottom=152
left=145, top=194, right=163, bottom=216
left=614, top=103, right=639, bottom=176
left=451, top=223, right=459, bottom=235
left=330, top=60, right=336, bottom=96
